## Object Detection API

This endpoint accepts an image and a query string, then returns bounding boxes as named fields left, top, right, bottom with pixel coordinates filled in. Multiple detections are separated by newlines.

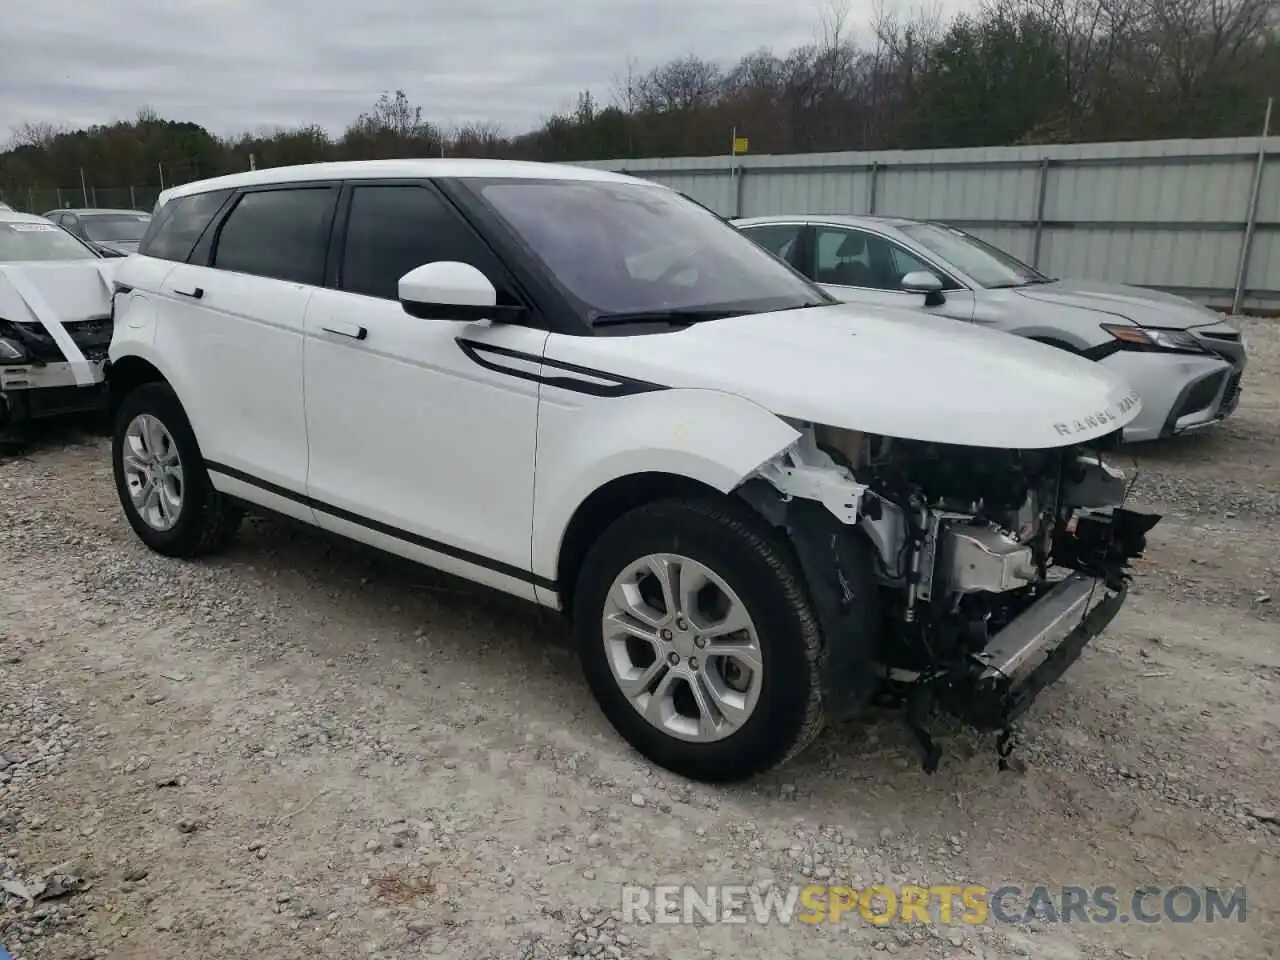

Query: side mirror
left=901, top=270, right=946, bottom=307
left=398, top=261, right=524, bottom=322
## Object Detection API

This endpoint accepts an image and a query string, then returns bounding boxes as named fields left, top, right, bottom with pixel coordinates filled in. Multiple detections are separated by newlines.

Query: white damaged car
left=1, top=209, right=115, bottom=437
left=107, top=160, right=1160, bottom=781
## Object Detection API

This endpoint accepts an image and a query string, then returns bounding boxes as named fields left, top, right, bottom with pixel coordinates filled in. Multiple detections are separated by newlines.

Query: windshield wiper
left=592, top=300, right=832, bottom=327
left=989, top=277, right=1054, bottom=289
left=770, top=300, right=838, bottom=312
left=591, top=308, right=735, bottom=328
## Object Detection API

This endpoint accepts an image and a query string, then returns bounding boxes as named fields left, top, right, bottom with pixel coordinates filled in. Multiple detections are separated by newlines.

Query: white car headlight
left=0, top=336, right=26, bottom=362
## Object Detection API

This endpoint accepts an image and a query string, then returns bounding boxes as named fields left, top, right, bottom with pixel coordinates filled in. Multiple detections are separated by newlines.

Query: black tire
left=111, top=382, right=242, bottom=557
left=572, top=497, right=825, bottom=782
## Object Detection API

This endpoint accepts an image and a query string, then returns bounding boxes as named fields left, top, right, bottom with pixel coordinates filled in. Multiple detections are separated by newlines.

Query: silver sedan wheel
left=122, top=414, right=184, bottom=532
left=601, top=553, right=764, bottom=743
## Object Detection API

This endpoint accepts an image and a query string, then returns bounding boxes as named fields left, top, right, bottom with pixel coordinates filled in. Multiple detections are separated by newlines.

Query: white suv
left=108, top=159, right=1159, bottom=782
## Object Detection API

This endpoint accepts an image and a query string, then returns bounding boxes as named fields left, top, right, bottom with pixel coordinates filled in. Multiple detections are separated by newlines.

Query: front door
left=736, top=222, right=807, bottom=271
left=302, top=181, right=546, bottom=600
left=809, top=226, right=976, bottom=321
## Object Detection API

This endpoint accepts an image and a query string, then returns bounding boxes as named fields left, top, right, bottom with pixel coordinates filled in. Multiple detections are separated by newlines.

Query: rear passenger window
left=139, top=189, right=231, bottom=262
left=212, top=187, right=336, bottom=286
left=340, top=185, right=506, bottom=301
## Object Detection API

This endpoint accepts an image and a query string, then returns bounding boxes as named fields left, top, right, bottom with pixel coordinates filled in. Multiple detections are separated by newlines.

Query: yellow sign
left=798, top=885, right=987, bottom=925
left=733, top=137, right=749, bottom=155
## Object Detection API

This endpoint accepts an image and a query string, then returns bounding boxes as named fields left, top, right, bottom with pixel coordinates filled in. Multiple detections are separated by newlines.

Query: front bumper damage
left=0, top=359, right=108, bottom=434
left=0, top=261, right=115, bottom=436
left=739, top=432, right=1158, bottom=773
left=933, top=572, right=1126, bottom=732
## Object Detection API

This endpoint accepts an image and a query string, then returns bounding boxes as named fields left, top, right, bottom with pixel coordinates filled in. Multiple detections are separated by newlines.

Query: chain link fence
left=0, top=185, right=164, bottom=215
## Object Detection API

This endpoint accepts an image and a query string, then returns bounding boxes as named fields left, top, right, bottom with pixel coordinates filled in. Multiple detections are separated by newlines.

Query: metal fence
left=577, top=135, right=1279, bottom=314
left=0, top=185, right=163, bottom=216
left=4, top=135, right=1275, bottom=311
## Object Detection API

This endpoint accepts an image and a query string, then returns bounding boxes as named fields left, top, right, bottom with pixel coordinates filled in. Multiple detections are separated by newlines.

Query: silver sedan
left=733, top=214, right=1247, bottom=443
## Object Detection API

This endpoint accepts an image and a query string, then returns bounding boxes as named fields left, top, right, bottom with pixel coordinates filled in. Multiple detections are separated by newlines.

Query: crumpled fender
left=531, top=387, right=801, bottom=583
left=737, top=477, right=883, bottom=721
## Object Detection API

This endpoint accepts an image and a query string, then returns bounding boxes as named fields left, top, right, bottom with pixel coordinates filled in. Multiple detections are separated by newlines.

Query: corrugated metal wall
left=575, top=137, right=1279, bottom=313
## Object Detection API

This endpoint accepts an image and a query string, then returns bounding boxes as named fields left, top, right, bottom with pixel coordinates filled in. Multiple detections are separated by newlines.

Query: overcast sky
left=3, top=0, right=977, bottom=141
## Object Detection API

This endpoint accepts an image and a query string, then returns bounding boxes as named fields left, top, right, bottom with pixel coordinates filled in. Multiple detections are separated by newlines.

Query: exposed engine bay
left=741, top=421, right=1160, bottom=772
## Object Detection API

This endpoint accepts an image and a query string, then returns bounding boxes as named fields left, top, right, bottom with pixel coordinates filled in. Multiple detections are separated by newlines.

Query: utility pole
left=1233, top=96, right=1273, bottom=315
left=79, top=167, right=89, bottom=207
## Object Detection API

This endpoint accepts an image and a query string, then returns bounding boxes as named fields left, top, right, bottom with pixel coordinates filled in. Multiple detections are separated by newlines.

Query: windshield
left=81, top=213, right=151, bottom=242
left=0, top=220, right=99, bottom=262
left=471, top=179, right=827, bottom=321
left=899, top=223, right=1047, bottom=288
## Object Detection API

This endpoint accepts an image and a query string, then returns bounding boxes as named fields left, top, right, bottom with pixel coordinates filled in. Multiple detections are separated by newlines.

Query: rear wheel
left=572, top=497, right=824, bottom=782
left=112, top=382, right=242, bottom=557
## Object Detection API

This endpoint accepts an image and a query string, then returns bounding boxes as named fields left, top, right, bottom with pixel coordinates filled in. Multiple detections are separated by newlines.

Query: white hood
left=0, top=260, right=116, bottom=386
left=0, top=260, right=116, bottom=325
left=547, top=303, right=1143, bottom=450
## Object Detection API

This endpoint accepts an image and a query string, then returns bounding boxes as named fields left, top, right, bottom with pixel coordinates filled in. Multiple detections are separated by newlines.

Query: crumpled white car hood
left=0, top=260, right=116, bottom=326
left=546, top=302, right=1143, bottom=449
left=0, top=260, right=116, bottom=385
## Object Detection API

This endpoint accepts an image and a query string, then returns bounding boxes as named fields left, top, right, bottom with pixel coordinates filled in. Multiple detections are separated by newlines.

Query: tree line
left=1, top=0, right=1275, bottom=203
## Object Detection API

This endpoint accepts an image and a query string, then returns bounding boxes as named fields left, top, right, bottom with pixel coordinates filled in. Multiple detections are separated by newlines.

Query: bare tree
left=635, top=56, right=725, bottom=112
left=352, top=90, right=432, bottom=139
left=610, top=57, right=643, bottom=114
left=8, top=120, right=65, bottom=150
left=1144, top=0, right=1274, bottom=94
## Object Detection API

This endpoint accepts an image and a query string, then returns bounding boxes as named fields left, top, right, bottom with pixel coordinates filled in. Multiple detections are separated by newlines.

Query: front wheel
left=572, top=498, right=825, bottom=782
left=112, top=382, right=242, bottom=557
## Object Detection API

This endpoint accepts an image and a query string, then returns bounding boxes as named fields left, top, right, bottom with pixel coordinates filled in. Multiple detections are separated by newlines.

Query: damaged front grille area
left=0, top=316, right=112, bottom=364
left=744, top=424, right=1159, bottom=775
left=64, top=317, right=113, bottom=361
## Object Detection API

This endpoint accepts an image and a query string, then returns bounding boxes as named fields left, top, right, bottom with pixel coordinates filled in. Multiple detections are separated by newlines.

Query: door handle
left=321, top=321, right=368, bottom=341
left=174, top=287, right=204, bottom=299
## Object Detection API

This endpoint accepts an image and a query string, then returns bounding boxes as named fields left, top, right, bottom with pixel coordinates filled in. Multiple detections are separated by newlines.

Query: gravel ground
left=2, top=319, right=1278, bottom=960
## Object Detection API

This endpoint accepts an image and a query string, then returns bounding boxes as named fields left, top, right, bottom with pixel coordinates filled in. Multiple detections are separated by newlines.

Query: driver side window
left=340, top=184, right=509, bottom=302
left=740, top=224, right=802, bottom=264
left=815, top=227, right=953, bottom=292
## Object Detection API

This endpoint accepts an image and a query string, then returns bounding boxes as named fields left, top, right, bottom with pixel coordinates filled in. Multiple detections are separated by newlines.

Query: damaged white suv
left=108, top=160, right=1159, bottom=782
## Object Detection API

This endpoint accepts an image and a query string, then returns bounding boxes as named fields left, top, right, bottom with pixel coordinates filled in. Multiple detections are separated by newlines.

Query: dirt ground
left=2, top=320, right=1278, bottom=960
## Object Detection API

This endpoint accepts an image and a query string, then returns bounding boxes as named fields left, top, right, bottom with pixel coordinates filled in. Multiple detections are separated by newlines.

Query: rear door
left=153, top=184, right=337, bottom=520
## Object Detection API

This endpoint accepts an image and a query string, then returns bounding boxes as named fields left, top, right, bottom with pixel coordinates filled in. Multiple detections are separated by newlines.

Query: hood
left=1011, top=278, right=1224, bottom=331
left=546, top=303, right=1142, bottom=450
left=0, top=260, right=117, bottom=325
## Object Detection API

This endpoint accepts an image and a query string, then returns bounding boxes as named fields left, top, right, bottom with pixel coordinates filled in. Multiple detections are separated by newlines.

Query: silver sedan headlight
left=1100, top=323, right=1207, bottom=354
